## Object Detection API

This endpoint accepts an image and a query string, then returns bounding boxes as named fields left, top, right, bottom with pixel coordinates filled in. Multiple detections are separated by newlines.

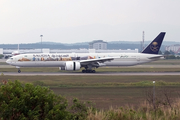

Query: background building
left=165, top=44, right=180, bottom=54
left=89, top=40, right=107, bottom=50
left=0, top=48, right=3, bottom=55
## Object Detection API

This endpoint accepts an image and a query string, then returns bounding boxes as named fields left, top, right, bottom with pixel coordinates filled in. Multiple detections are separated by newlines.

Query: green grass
left=0, top=62, right=8, bottom=65
left=1, top=67, right=180, bottom=72
left=1, top=75, right=180, bottom=87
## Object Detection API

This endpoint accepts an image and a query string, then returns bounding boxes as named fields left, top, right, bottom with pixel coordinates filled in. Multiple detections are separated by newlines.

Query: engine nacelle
left=64, top=61, right=81, bottom=71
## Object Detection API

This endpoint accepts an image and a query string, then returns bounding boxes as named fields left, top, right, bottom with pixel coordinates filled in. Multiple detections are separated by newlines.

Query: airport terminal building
left=165, top=44, right=180, bottom=54
left=89, top=40, right=107, bottom=50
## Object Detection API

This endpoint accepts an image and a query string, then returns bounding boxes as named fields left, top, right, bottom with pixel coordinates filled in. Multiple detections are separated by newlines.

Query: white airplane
left=6, top=32, right=166, bottom=73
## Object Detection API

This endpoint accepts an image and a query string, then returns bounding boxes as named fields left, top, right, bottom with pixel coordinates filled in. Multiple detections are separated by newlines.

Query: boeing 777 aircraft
left=6, top=32, right=166, bottom=73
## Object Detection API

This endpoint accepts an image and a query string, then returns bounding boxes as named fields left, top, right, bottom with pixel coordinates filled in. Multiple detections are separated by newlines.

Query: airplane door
left=136, top=56, right=140, bottom=62
left=14, top=58, right=16, bottom=63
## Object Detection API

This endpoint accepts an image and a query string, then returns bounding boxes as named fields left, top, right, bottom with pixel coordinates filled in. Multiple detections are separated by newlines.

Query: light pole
left=153, top=81, right=155, bottom=109
left=40, top=35, right=43, bottom=53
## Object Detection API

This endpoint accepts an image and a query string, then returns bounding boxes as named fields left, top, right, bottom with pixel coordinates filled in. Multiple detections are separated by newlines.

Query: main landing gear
left=82, top=69, right=96, bottom=73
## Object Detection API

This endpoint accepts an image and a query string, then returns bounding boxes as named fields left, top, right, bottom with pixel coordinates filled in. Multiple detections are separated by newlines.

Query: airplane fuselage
left=6, top=53, right=163, bottom=67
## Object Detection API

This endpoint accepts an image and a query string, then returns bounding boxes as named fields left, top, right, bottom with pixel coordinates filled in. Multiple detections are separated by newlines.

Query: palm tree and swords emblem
left=150, top=42, right=159, bottom=52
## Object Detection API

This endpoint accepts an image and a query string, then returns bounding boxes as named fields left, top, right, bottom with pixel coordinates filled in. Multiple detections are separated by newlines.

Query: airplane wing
left=80, top=57, right=114, bottom=67
left=148, top=55, right=164, bottom=59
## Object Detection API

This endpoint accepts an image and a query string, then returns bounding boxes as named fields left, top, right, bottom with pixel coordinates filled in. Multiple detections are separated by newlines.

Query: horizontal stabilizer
left=147, top=55, right=164, bottom=59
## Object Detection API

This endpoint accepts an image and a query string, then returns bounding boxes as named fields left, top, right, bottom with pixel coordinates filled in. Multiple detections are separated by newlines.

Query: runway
left=1, top=72, right=180, bottom=76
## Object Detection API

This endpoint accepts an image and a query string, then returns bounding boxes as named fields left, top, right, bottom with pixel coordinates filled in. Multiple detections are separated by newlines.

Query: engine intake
left=63, top=61, right=81, bottom=71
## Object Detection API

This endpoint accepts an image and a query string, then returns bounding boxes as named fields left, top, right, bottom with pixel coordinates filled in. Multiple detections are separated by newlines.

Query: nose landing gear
left=18, top=69, right=21, bottom=73
left=16, top=66, right=21, bottom=73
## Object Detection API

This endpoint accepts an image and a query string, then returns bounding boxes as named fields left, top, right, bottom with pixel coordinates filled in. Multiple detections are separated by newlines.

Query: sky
left=0, top=0, right=180, bottom=44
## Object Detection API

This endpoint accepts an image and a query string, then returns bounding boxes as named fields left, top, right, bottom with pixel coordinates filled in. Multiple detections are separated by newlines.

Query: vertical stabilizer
left=142, top=32, right=166, bottom=54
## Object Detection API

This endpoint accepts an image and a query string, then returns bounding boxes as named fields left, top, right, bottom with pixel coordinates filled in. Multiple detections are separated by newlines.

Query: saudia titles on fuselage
left=18, top=54, right=95, bottom=62
left=33, top=54, right=69, bottom=57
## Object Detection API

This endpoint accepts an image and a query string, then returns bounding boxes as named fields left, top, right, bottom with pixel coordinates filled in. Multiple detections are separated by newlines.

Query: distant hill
left=109, top=41, right=180, bottom=46
left=0, top=41, right=179, bottom=52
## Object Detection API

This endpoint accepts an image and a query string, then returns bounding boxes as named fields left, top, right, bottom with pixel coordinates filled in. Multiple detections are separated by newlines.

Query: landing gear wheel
left=82, top=70, right=85, bottom=73
left=92, top=70, right=96, bottom=73
left=18, top=70, right=21, bottom=73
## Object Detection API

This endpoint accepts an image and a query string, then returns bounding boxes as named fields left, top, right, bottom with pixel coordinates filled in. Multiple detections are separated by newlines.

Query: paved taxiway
left=1, top=72, right=180, bottom=76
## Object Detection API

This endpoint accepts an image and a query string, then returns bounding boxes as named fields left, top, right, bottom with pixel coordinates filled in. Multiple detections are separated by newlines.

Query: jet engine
left=59, top=61, right=81, bottom=71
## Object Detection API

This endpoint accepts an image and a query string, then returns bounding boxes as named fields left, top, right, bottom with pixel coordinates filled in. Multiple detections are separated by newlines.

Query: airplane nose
left=6, top=59, right=10, bottom=64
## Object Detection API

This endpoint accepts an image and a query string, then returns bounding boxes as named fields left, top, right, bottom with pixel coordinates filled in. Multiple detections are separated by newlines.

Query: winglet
left=142, top=32, right=166, bottom=54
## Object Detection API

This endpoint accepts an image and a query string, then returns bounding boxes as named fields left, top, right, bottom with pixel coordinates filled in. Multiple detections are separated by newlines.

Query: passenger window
left=11, top=58, right=13, bottom=60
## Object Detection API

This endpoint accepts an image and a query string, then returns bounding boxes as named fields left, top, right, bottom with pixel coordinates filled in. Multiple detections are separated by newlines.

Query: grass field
left=1, top=75, right=180, bottom=86
left=1, top=75, right=180, bottom=109
left=0, top=62, right=8, bottom=65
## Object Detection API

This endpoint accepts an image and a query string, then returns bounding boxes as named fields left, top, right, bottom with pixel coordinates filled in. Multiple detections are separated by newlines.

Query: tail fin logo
left=150, top=42, right=159, bottom=52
